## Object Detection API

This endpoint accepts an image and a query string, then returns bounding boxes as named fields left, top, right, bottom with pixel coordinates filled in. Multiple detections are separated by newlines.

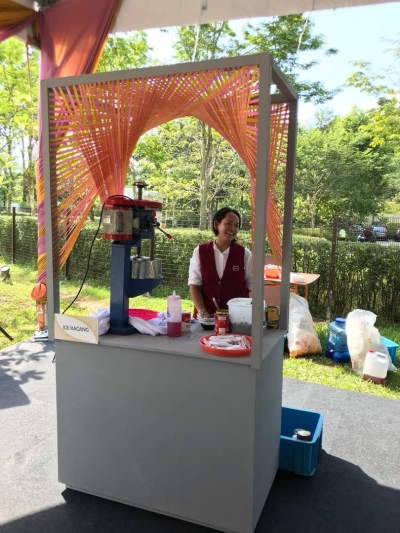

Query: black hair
left=212, top=207, right=241, bottom=236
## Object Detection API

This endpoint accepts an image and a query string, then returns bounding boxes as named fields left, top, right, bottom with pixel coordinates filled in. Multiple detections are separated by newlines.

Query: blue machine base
left=109, top=240, right=163, bottom=335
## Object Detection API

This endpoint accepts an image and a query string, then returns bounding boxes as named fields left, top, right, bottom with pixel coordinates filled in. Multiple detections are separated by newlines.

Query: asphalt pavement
left=1, top=339, right=399, bottom=533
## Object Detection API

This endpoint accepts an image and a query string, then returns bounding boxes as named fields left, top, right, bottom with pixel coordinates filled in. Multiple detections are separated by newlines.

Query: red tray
left=128, top=308, right=158, bottom=320
left=199, top=334, right=252, bottom=357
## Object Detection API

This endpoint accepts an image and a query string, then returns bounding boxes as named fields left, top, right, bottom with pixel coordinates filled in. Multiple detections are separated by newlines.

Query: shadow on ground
left=1, top=451, right=399, bottom=533
left=0, top=341, right=53, bottom=410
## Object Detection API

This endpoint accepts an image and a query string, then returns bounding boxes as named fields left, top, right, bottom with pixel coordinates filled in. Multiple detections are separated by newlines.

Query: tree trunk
left=199, top=122, right=214, bottom=230
left=307, top=194, right=317, bottom=229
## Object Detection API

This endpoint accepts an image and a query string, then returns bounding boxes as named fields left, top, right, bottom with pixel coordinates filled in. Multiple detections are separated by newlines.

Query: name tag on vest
left=232, top=265, right=240, bottom=272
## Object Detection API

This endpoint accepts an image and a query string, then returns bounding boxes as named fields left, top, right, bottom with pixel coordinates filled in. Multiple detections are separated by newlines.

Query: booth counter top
left=99, top=321, right=284, bottom=366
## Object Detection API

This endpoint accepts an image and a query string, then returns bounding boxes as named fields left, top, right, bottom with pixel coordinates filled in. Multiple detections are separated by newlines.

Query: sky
left=145, top=2, right=400, bottom=124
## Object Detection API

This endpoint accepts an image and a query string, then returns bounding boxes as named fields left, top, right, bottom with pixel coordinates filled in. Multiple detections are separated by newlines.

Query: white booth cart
left=41, top=54, right=297, bottom=533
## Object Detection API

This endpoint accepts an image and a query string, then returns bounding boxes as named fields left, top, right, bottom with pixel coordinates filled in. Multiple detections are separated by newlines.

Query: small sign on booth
left=55, top=315, right=99, bottom=344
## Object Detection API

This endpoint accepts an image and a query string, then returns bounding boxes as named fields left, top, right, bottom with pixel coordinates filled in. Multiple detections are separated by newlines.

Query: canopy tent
left=4, top=0, right=400, bottom=35
left=112, top=0, right=399, bottom=32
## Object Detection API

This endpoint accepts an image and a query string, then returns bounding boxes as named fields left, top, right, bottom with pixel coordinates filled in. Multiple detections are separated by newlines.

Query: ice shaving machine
left=102, top=182, right=170, bottom=335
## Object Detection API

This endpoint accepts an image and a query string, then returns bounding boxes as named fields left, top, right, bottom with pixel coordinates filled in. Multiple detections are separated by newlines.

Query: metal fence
left=2, top=209, right=400, bottom=322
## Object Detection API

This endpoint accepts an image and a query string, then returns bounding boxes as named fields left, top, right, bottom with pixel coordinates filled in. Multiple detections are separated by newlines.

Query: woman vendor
left=188, top=207, right=252, bottom=319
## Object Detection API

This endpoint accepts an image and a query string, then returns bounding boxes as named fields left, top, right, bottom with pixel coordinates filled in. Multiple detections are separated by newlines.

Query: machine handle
left=156, top=224, right=172, bottom=239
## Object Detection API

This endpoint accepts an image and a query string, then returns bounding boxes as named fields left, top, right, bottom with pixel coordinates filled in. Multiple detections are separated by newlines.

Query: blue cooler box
left=280, top=406, right=324, bottom=476
left=381, top=336, right=398, bottom=364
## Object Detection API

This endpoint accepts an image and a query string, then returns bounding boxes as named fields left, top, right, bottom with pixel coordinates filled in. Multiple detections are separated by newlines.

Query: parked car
left=357, top=227, right=376, bottom=243
left=349, top=222, right=364, bottom=232
left=372, top=226, right=388, bottom=240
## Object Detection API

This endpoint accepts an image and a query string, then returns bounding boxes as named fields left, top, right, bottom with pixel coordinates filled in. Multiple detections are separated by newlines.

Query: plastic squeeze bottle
left=167, top=290, right=182, bottom=337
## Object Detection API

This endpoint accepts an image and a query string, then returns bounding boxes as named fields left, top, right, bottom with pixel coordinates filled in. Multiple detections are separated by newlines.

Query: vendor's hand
left=197, top=309, right=210, bottom=319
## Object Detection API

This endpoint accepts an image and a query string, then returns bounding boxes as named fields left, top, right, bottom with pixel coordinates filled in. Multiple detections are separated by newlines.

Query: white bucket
left=227, top=298, right=267, bottom=336
left=362, top=350, right=388, bottom=384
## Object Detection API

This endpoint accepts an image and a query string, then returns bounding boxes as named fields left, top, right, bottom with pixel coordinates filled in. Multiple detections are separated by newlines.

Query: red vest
left=196, top=241, right=249, bottom=317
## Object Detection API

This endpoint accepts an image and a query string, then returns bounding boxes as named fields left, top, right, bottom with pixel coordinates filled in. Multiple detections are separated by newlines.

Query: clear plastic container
left=325, top=317, right=350, bottom=362
left=167, top=290, right=182, bottom=337
left=227, top=298, right=266, bottom=335
left=264, top=264, right=281, bottom=279
left=362, top=349, right=388, bottom=384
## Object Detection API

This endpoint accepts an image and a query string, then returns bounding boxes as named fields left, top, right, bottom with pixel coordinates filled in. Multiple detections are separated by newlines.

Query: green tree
left=96, top=32, right=151, bottom=72
left=295, top=110, right=388, bottom=226
left=347, top=37, right=400, bottom=208
left=133, top=119, right=201, bottom=225
left=238, top=14, right=339, bottom=103
left=133, top=117, right=249, bottom=227
left=359, top=98, right=400, bottom=204
left=0, top=38, right=39, bottom=212
left=167, top=18, right=339, bottom=228
left=295, top=127, right=330, bottom=227
left=171, top=23, right=243, bottom=229
left=346, top=35, right=400, bottom=97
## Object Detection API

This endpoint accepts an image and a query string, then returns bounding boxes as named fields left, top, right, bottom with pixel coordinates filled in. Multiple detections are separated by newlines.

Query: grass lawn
left=1, top=261, right=399, bottom=400
left=284, top=323, right=400, bottom=400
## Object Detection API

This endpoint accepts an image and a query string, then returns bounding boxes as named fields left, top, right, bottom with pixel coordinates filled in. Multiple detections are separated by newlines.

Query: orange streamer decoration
left=44, top=65, right=290, bottom=279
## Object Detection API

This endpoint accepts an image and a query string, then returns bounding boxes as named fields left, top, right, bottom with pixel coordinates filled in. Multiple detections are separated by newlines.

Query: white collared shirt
left=188, top=241, right=252, bottom=291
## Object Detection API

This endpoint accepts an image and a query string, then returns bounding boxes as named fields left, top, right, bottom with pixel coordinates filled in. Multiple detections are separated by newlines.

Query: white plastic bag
left=288, top=293, right=322, bottom=358
left=345, top=309, right=397, bottom=374
left=90, top=307, right=110, bottom=335
left=128, top=314, right=167, bottom=336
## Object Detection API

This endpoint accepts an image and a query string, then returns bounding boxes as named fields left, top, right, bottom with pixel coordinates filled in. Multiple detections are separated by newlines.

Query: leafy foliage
left=96, top=32, right=151, bottom=72
left=4, top=216, right=400, bottom=325
left=238, top=15, right=339, bottom=103
left=163, top=17, right=340, bottom=228
left=173, top=22, right=237, bottom=62
left=346, top=36, right=400, bottom=210
left=0, top=39, right=38, bottom=211
left=1, top=26, right=400, bottom=229
left=0, top=215, right=38, bottom=264
left=135, top=118, right=251, bottom=228
left=295, top=109, right=389, bottom=225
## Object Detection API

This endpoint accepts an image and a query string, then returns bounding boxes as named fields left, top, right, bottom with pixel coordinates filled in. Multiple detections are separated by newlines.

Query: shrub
left=2, top=217, right=400, bottom=323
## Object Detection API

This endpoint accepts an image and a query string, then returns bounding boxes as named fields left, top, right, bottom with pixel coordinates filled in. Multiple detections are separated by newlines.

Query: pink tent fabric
left=35, top=0, right=120, bottom=282
left=1, top=0, right=120, bottom=283
left=37, top=0, right=117, bottom=80
left=0, top=13, right=37, bottom=42
left=0, top=0, right=37, bottom=42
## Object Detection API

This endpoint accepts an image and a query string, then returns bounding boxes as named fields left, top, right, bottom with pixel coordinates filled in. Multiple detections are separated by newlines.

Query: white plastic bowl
left=198, top=318, right=215, bottom=330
